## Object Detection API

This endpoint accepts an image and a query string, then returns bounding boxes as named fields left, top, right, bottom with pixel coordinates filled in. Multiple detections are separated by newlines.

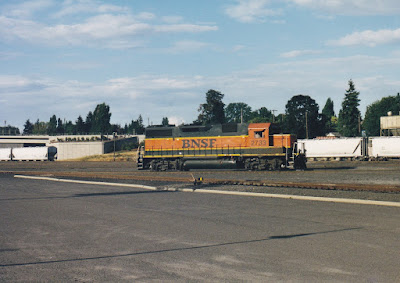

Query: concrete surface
left=1, top=174, right=399, bottom=282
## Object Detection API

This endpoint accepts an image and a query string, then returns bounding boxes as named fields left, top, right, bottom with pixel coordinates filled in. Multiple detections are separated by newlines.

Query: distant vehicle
left=137, top=123, right=306, bottom=171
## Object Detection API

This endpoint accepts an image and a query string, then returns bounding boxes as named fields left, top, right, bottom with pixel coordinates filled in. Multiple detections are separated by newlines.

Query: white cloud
left=0, top=13, right=217, bottom=49
left=168, top=116, right=186, bottom=126
left=225, top=0, right=400, bottom=22
left=280, top=49, right=321, bottom=58
left=289, top=0, right=400, bottom=15
left=0, top=1, right=217, bottom=49
left=2, top=0, right=53, bottom=18
left=225, top=0, right=281, bottom=23
left=232, top=45, right=246, bottom=52
left=328, top=28, right=400, bottom=47
left=0, top=75, right=47, bottom=92
left=53, top=0, right=129, bottom=18
left=153, top=24, right=217, bottom=33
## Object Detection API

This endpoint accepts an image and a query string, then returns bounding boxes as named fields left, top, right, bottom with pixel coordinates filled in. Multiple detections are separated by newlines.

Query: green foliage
left=56, top=118, right=64, bottom=134
left=338, top=80, right=361, bottom=137
left=196, top=89, right=225, bottom=125
left=33, top=119, right=48, bottom=135
left=110, top=124, right=123, bottom=134
left=284, top=94, right=322, bottom=139
left=75, top=115, right=85, bottom=134
left=321, top=98, right=336, bottom=132
left=125, top=115, right=145, bottom=134
left=249, top=107, right=273, bottom=123
left=225, top=102, right=252, bottom=123
left=363, top=93, right=400, bottom=136
left=121, top=142, right=138, bottom=151
left=322, top=98, right=335, bottom=118
left=64, top=121, right=75, bottom=134
left=23, top=119, right=34, bottom=135
left=85, top=111, right=93, bottom=133
left=48, top=115, right=57, bottom=135
left=91, top=103, right=111, bottom=134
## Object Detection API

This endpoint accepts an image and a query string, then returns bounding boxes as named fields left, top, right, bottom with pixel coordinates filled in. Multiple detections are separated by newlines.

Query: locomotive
left=137, top=122, right=306, bottom=171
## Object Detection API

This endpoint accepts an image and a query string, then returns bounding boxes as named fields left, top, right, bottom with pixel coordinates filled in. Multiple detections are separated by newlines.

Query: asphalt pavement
left=1, top=173, right=399, bottom=282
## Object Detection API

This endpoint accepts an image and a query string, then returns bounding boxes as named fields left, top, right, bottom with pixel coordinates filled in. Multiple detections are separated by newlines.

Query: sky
left=1, top=0, right=400, bottom=130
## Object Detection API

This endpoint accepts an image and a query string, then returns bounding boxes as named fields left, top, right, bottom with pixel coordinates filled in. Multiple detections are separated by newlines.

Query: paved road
left=1, top=174, right=399, bottom=282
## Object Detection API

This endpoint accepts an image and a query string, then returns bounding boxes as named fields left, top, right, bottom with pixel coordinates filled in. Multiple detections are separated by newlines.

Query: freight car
left=137, top=123, right=306, bottom=171
left=0, top=146, right=57, bottom=161
left=298, top=136, right=400, bottom=161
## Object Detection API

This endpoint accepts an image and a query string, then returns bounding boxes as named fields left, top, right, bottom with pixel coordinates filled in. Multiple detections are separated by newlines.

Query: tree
left=91, top=103, right=111, bottom=134
left=57, top=118, right=64, bottom=134
left=75, top=115, right=85, bottom=134
left=322, top=98, right=335, bottom=118
left=126, top=115, right=145, bottom=134
left=162, top=117, right=169, bottom=126
left=338, top=80, right=361, bottom=137
left=225, top=102, right=252, bottom=123
left=33, top=119, right=48, bottom=135
left=85, top=111, right=93, bottom=133
left=363, top=93, right=400, bottom=136
left=23, top=119, right=34, bottom=135
left=110, top=124, right=123, bottom=134
left=135, top=115, right=145, bottom=134
left=196, top=89, right=225, bottom=125
left=249, top=107, right=273, bottom=123
left=64, top=120, right=75, bottom=134
left=321, top=98, right=336, bottom=133
left=284, top=94, right=321, bottom=139
left=48, top=115, right=57, bottom=135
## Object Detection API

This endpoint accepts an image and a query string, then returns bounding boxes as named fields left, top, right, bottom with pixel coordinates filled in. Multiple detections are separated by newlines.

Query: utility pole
left=240, top=108, right=243, bottom=124
left=271, top=110, right=277, bottom=123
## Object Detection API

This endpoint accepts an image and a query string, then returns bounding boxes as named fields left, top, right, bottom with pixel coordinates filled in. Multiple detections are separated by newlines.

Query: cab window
left=254, top=130, right=265, bottom=138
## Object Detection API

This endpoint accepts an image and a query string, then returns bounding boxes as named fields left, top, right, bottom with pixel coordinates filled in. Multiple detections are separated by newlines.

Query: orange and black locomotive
left=137, top=123, right=306, bottom=171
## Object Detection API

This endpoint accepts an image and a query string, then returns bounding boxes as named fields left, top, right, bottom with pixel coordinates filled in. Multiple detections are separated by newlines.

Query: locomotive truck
left=137, top=122, right=306, bottom=171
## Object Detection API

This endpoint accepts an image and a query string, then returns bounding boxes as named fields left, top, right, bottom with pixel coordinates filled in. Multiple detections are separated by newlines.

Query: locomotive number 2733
left=251, top=139, right=267, bottom=146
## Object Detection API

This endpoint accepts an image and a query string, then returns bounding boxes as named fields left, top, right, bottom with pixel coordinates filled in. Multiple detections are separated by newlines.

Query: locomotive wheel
left=268, top=158, right=283, bottom=171
left=245, top=158, right=261, bottom=171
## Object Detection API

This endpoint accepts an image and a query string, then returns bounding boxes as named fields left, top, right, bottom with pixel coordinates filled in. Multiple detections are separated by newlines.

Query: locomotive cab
left=248, top=123, right=284, bottom=147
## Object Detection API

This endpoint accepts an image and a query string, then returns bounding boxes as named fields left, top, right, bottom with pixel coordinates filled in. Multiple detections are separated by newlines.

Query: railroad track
left=4, top=170, right=400, bottom=193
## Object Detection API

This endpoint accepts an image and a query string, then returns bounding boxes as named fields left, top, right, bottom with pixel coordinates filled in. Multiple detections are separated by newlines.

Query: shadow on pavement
left=0, top=227, right=362, bottom=267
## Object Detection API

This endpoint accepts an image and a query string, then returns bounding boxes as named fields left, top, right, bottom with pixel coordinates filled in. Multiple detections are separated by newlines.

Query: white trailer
left=0, top=148, right=12, bottom=161
left=369, top=137, right=400, bottom=158
left=298, top=138, right=363, bottom=159
left=11, top=146, right=57, bottom=161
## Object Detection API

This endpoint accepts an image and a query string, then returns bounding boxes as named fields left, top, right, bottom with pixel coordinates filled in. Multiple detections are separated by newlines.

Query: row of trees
left=195, top=80, right=396, bottom=139
left=22, top=103, right=145, bottom=136
left=7, top=80, right=399, bottom=139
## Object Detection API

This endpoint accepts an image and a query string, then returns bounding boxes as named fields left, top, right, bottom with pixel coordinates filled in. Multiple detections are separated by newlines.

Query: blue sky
left=1, top=0, right=400, bottom=129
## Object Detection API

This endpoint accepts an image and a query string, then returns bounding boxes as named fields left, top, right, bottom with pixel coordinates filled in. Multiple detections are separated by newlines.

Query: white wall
left=53, top=142, right=104, bottom=160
